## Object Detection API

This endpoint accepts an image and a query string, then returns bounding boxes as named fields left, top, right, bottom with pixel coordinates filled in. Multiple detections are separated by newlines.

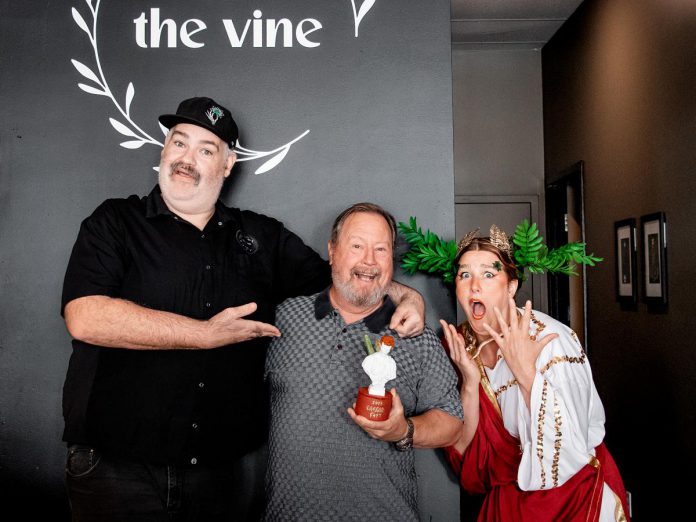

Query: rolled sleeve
left=61, top=201, right=127, bottom=314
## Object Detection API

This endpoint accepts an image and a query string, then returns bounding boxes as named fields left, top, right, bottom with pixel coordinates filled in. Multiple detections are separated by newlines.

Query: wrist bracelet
left=394, top=417, right=414, bottom=451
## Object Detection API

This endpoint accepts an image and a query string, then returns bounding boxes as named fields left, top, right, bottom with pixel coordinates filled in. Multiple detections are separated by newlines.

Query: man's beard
left=332, top=266, right=387, bottom=308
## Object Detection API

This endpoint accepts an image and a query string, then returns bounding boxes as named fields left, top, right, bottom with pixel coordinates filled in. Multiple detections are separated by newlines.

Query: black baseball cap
left=159, top=97, right=239, bottom=147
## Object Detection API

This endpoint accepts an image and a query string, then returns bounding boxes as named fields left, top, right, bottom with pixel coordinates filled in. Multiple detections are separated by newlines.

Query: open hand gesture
left=483, top=298, right=558, bottom=404
left=439, top=320, right=480, bottom=391
left=205, top=302, right=281, bottom=348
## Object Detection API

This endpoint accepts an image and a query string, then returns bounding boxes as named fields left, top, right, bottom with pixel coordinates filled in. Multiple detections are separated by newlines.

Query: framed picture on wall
left=615, top=218, right=637, bottom=304
left=640, top=212, right=668, bottom=306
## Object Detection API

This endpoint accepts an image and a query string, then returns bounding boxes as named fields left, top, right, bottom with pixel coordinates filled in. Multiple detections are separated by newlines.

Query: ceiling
left=451, top=0, right=585, bottom=49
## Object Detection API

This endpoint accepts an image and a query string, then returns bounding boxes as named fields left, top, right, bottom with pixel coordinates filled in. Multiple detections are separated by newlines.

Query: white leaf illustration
left=71, top=7, right=91, bottom=38
left=109, top=117, right=139, bottom=138
left=78, top=83, right=106, bottom=96
left=352, top=0, right=376, bottom=37
left=125, top=83, right=134, bottom=117
left=71, top=0, right=309, bottom=173
left=120, top=140, right=146, bottom=149
left=71, top=59, right=101, bottom=87
left=357, top=0, right=376, bottom=22
left=254, top=147, right=289, bottom=175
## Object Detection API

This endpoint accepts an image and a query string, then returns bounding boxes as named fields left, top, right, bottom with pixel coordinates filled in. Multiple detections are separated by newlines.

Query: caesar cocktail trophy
left=354, top=335, right=396, bottom=421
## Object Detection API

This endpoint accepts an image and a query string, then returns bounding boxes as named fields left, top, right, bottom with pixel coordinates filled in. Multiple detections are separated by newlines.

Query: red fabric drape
left=444, top=383, right=630, bottom=522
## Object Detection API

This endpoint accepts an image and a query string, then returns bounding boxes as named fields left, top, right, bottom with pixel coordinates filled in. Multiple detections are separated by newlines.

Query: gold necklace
left=460, top=322, right=503, bottom=361
left=459, top=322, right=486, bottom=358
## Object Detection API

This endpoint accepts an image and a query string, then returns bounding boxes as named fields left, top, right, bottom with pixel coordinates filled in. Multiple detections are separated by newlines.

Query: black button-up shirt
left=61, top=185, right=330, bottom=465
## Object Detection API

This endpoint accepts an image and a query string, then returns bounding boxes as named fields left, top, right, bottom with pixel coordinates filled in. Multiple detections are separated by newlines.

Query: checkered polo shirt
left=263, top=289, right=463, bottom=521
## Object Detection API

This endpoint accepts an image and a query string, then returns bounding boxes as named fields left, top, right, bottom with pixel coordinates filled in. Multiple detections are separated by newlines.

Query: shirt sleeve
left=516, top=320, right=606, bottom=491
left=411, top=329, right=465, bottom=420
left=272, top=224, right=331, bottom=302
left=61, top=201, right=128, bottom=314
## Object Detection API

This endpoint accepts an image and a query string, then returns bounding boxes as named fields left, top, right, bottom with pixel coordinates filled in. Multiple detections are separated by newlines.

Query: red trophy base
left=354, top=386, right=392, bottom=421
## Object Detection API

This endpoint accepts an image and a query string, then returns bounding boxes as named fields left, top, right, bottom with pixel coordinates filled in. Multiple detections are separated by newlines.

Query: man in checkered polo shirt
left=263, top=203, right=464, bottom=522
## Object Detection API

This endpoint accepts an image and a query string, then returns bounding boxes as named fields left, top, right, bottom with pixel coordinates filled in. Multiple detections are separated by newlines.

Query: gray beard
left=332, top=270, right=386, bottom=309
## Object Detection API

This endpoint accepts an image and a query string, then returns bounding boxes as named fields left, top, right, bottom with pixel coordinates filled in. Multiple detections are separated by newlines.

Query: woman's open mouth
left=470, top=299, right=486, bottom=320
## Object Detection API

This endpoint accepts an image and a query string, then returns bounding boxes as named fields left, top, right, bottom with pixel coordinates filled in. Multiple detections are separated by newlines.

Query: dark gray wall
left=0, top=0, right=457, bottom=518
left=452, top=48, right=545, bottom=198
left=452, top=47, right=548, bottom=318
left=543, top=0, right=696, bottom=519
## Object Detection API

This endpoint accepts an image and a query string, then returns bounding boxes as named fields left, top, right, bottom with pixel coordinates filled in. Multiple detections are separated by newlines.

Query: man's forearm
left=64, top=295, right=208, bottom=350
left=411, top=409, right=462, bottom=448
left=386, top=279, right=418, bottom=305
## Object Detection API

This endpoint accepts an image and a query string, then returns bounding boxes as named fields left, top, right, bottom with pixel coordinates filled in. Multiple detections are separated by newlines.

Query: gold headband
left=455, top=225, right=512, bottom=259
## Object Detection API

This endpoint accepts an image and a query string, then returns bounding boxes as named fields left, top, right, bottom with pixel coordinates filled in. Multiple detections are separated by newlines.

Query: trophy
left=354, top=334, right=397, bottom=421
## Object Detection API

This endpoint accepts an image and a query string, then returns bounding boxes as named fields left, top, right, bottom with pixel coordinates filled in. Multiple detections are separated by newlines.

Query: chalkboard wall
left=0, top=0, right=457, bottom=519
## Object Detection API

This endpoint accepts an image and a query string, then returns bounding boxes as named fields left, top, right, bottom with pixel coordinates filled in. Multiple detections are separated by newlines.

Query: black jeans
left=65, top=445, right=266, bottom=522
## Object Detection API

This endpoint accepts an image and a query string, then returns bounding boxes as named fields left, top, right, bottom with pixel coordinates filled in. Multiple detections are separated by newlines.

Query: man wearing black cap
left=60, top=97, right=425, bottom=521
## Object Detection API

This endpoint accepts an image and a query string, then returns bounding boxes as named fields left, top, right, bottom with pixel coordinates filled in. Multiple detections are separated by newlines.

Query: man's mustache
left=170, top=161, right=201, bottom=183
left=351, top=266, right=381, bottom=277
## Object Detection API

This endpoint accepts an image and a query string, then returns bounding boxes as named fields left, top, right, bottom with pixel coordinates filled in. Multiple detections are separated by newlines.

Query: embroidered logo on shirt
left=205, top=106, right=224, bottom=125
left=236, top=230, right=259, bottom=254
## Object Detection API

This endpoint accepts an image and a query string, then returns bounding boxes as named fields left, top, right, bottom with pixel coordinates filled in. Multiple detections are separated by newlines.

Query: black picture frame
left=640, top=212, right=668, bottom=306
left=615, top=218, right=637, bottom=305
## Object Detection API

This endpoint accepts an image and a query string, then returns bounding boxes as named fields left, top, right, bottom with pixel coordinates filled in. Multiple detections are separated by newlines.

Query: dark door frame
left=545, top=160, right=588, bottom=348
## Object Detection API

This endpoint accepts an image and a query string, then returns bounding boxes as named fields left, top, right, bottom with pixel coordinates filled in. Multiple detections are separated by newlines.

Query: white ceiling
left=451, top=0, right=585, bottom=49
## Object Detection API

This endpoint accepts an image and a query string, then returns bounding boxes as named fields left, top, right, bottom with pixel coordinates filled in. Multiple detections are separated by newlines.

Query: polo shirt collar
left=145, top=185, right=236, bottom=225
left=145, top=185, right=171, bottom=218
left=314, top=287, right=396, bottom=333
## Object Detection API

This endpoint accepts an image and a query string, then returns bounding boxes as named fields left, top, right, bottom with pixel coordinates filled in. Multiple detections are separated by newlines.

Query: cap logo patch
left=205, top=106, right=224, bottom=125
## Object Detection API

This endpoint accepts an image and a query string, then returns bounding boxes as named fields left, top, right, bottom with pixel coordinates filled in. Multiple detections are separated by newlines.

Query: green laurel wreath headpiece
left=397, top=217, right=602, bottom=284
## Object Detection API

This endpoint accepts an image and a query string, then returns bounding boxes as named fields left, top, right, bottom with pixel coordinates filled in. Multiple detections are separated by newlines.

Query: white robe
left=484, top=309, right=626, bottom=521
